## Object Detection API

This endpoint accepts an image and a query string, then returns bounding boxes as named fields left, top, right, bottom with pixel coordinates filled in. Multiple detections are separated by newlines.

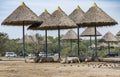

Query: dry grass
left=0, top=57, right=120, bottom=77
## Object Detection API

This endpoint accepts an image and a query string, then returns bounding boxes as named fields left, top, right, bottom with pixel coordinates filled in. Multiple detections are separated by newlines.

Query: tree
left=5, top=39, right=21, bottom=54
left=0, top=32, right=8, bottom=55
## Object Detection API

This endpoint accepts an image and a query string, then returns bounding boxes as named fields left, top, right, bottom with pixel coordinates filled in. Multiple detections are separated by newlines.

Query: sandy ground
left=0, top=57, right=120, bottom=77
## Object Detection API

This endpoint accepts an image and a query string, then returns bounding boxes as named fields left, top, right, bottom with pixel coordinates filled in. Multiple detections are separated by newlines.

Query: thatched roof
left=28, top=9, right=51, bottom=30
left=61, top=29, right=78, bottom=40
left=90, top=44, right=95, bottom=48
left=81, top=27, right=102, bottom=36
left=1, top=2, right=40, bottom=26
left=39, top=9, right=51, bottom=22
left=69, top=6, right=85, bottom=25
left=117, top=42, right=120, bottom=47
left=40, top=37, right=52, bottom=44
left=98, top=42, right=118, bottom=48
left=17, top=35, right=52, bottom=44
left=116, top=31, right=120, bottom=36
left=17, top=35, right=38, bottom=44
left=79, top=3, right=118, bottom=27
left=101, top=31, right=119, bottom=42
left=110, top=43, right=118, bottom=47
left=98, top=42, right=107, bottom=47
left=38, top=6, right=77, bottom=30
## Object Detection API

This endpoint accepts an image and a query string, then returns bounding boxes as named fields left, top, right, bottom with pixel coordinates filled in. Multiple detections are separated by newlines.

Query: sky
left=0, top=0, right=120, bottom=39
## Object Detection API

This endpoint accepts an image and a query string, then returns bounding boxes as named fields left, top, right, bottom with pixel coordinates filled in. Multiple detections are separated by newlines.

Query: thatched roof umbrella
left=81, top=27, right=102, bottom=36
left=28, top=9, right=51, bottom=30
left=98, top=42, right=107, bottom=48
left=116, top=31, right=120, bottom=36
left=1, top=2, right=41, bottom=57
left=28, top=9, right=51, bottom=57
left=62, top=29, right=78, bottom=40
left=17, top=35, right=38, bottom=53
left=81, top=27, right=102, bottom=52
left=69, top=5, right=85, bottom=57
left=40, top=37, right=52, bottom=44
left=61, top=29, right=78, bottom=53
left=17, top=35, right=38, bottom=44
left=38, top=7, right=77, bottom=61
left=101, top=31, right=119, bottom=54
left=110, top=43, right=118, bottom=48
left=78, top=3, right=118, bottom=61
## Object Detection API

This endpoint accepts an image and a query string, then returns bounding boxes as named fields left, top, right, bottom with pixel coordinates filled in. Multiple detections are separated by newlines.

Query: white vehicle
left=39, top=52, right=45, bottom=57
left=5, top=52, right=17, bottom=57
left=54, top=53, right=59, bottom=56
left=28, top=53, right=35, bottom=57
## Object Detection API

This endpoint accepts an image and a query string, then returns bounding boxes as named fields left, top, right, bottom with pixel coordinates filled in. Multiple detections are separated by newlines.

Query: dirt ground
left=0, top=57, right=120, bottom=77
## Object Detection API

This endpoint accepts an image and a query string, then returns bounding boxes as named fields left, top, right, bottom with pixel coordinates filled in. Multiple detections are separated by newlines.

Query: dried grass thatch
left=101, top=31, right=119, bottom=42
left=40, top=37, right=52, bottom=44
left=1, top=2, right=40, bottom=26
left=38, top=6, right=77, bottom=30
left=17, top=35, right=52, bottom=44
left=28, top=9, right=51, bottom=30
left=61, top=29, right=78, bottom=40
left=98, top=42, right=108, bottom=47
left=17, top=35, right=38, bottom=44
left=110, top=43, right=118, bottom=47
left=81, top=27, right=102, bottom=36
left=79, top=3, right=118, bottom=27
left=116, top=31, right=120, bottom=36
left=69, top=6, right=85, bottom=25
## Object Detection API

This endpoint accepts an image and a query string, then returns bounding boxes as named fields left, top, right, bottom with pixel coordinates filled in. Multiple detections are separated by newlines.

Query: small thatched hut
left=81, top=27, right=102, bottom=37
left=101, top=31, right=119, bottom=54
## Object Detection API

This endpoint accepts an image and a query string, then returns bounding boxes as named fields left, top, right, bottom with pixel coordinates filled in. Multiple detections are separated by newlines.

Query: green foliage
left=61, top=47, right=70, bottom=57
left=98, top=50, right=107, bottom=57
left=0, top=32, right=9, bottom=54
left=1, top=32, right=120, bottom=58
left=5, top=39, right=21, bottom=54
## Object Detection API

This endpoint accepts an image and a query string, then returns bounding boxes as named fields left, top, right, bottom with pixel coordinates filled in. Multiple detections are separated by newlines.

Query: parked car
left=28, top=53, right=35, bottom=57
left=5, top=52, right=17, bottom=57
left=54, top=53, right=59, bottom=56
left=19, top=52, right=28, bottom=57
left=104, top=52, right=119, bottom=57
left=39, top=52, right=45, bottom=57
left=39, top=52, right=54, bottom=57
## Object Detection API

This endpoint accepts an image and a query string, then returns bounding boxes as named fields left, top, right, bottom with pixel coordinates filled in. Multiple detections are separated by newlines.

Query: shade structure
left=17, top=35, right=52, bottom=44
left=69, top=5, right=85, bottom=57
left=98, top=42, right=108, bottom=48
left=62, top=29, right=78, bottom=53
left=116, top=31, right=120, bottom=36
left=78, top=3, right=118, bottom=61
left=40, top=37, right=52, bottom=44
left=39, top=7, right=77, bottom=30
left=1, top=2, right=40, bottom=26
left=28, top=9, right=51, bottom=30
left=79, top=3, right=117, bottom=27
left=80, top=27, right=102, bottom=55
left=28, top=9, right=51, bottom=57
left=38, top=7, right=77, bottom=61
left=101, top=31, right=119, bottom=54
left=81, top=27, right=102, bottom=37
left=110, top=43, right=118, bottom=48
left=69, top=6, right=85, bottom=25
left=1, top=2, right=40, bottom=57
left=17, top=35, right=38, bottom=53
left=17, top=35, right=38, bottom=44
left=101, top=31, right=118, bottom=42
left=62, top=29, right=78, bottom=40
